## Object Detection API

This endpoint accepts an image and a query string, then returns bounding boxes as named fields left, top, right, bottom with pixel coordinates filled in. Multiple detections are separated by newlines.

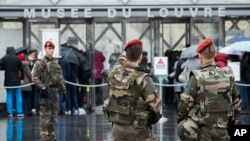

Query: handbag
left=178, top=65, right=187, bottom=83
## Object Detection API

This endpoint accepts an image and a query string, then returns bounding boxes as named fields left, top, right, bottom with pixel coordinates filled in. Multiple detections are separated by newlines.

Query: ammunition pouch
left=103, top=98, right=133, bottom=125
left=133, top=111, right=150, bottom=129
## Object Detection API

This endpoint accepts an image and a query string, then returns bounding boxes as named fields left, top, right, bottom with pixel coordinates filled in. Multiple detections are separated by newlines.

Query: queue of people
left=0, top=40, right=107, bottom=118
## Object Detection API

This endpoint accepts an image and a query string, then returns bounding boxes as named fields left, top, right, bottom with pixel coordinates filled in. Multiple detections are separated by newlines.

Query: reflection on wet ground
left=0, top=107, right=249, bottom=141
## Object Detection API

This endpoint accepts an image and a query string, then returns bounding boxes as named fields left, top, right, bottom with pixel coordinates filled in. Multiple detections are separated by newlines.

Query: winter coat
left=95, top=50, right=105, bottom=79
left=86, top=49, right=105, bottom=79
left=1, top=47, right=24, bottom=87
left=21, top=61, right=32, bottom=91
left=240, top=52, right=250, bottom=83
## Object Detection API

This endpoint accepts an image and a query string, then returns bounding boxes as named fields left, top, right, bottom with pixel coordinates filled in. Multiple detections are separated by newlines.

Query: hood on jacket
left=6, top=46, right=15, bottom=55
left=215, top=52, right=228, bottom=68
left=215, top=52, right=227, bottom=62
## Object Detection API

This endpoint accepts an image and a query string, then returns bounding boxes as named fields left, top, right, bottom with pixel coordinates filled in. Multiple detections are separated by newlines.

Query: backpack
left=189, top=67, right=233, bottom=128
left=79, top=61, right=92, bottom=80
left=104, top=67, right=149, bottom=125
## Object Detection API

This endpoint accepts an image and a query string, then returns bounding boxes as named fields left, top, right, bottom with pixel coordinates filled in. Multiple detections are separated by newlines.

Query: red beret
left=44, top=40, right=55, bottom=48
left=17, top=53, right=25, bottom=61
left=124, top=39, right=142, bottom=50
left=196, top=38, right=213, bottom=53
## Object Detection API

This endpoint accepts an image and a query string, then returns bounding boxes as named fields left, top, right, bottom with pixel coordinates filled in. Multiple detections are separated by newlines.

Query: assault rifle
left=148, top=110, right=162, bottom=127
left=42, top=73, right=52, bottom=106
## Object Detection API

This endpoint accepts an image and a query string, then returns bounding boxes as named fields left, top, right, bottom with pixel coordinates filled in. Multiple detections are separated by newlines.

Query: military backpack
left=103, top=67, right=150, bottom=126
left=189, top=67, right=234, bottom=128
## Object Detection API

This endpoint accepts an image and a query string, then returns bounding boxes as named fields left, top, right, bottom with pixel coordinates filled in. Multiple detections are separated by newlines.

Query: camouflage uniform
left=177, top=61, right=241, bottom=141
left=104, top=63, right=162, bottom=141
left=32, top=56, right=66, bottom=141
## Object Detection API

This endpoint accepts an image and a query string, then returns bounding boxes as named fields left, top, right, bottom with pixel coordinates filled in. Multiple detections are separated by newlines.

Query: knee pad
left=177, top=118, right=199, bottom=141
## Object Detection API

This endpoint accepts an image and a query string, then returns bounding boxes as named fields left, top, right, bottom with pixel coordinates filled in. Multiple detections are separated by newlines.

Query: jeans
left=6, top=88, right=23, bottom=115
left=66, top=83, right=79, bottom=111
left=95, top=78, right=103, bottom=106
left=22, top=91, right=33, bottom=115
left=33, top=85, right=40, bottom=113
left=238, top=80, right=250, bottom=111
left=59, top=92, right=66, bottom=112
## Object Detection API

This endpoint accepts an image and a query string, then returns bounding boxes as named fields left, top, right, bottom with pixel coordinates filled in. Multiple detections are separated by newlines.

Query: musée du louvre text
left=24, top=7, right=226, bottom=18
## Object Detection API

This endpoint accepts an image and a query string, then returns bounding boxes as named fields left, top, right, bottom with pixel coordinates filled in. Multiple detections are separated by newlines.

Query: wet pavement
left=0, top=107, right=249, bottom=141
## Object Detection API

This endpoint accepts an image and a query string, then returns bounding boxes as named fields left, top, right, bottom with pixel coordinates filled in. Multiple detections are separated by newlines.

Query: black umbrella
left=15, top=47, right=28, bottom=55
left=60, top=45, right=86, bottom=65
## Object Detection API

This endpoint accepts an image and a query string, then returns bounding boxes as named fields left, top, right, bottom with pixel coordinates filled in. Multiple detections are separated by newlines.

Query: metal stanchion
left=86, top=86, right=92, bottom=113
left=158, top=76, right=168, bottom=123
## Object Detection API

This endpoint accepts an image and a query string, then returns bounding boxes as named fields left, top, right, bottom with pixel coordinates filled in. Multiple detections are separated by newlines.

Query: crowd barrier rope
left=0, top=81, right=249, bottom=89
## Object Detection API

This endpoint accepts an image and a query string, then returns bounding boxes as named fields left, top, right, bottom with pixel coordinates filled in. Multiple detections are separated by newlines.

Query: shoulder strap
left=191, top=70, right=206, bottom=115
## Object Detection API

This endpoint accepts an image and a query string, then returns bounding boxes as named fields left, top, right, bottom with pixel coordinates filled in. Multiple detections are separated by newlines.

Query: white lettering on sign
left=159, top=8, right=168, bottom=17
left=147, top=8, right=154, bottom=17
left=204, top=7, right=212, bottom=17
left=23, top=7, right=226, bottom=18
left=71, top=8, right=79, bottom=18
left=234, top=129, right=247, bottom=136
left=108, top=8, right=116, bottom=17
left=175, top=8, right=183, bottom=17
left=218, top=7, right=225, bottom=17
left=189, top=8, right=198, bottom=17
left=41, top=9, right=50, bottom=18
left=85, top=8, right=92, bottom=18
left=57, top=8, right=65, bottom=18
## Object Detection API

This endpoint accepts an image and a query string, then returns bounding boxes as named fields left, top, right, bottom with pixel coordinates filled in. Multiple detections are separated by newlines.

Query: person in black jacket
left=1, top=46, right=24, bottom=117
left=239, top=52, right=250, bottom=114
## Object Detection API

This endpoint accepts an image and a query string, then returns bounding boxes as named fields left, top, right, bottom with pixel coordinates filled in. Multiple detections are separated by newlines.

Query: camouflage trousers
left=177, top=118, right=199, bottom=141
left=112, top=123, right=158, bottom=141
left=199, top=125, right=229, bottom=141
left=177, top=118, right=229, bottom=141
left=39, top=94, right=59, bottom=141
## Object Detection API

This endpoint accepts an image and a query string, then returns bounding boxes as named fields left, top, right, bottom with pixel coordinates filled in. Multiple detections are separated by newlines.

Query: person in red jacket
left=85, top=42, right=105, bottom=112
left=215, top=52, right=228, bottom=68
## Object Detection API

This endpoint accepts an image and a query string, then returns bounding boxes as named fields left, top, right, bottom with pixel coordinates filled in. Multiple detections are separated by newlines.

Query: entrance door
left=190, top=18, right=223, bottom=48
left=161, top=21, right=188, bottom=52
left=94, top=18, right=124, bottom=70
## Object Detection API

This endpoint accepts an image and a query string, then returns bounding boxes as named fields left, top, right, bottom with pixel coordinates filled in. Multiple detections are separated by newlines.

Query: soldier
left=104, top=39, right=162, bottom=141
left=32, top=40, right=66, bottom=141
left=177, top=38, right=241, bottom=141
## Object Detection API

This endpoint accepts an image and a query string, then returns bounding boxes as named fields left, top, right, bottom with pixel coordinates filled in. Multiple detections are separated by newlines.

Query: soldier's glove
left=150, top=111, right=162, bottom=124
left=40, top=87, right=48, bottom=98
left=62, top=91, right=67, bottom=102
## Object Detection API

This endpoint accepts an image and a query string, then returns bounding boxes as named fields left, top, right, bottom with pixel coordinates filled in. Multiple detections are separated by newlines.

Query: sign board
left=228, top=62, right=240, bottom=81
left=153, top=57, right=168, bottom=75
left=40, top=29, right=60, bottom=58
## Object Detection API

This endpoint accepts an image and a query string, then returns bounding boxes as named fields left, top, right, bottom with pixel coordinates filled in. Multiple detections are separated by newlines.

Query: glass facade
left=0, top=0, right=250, bottom=103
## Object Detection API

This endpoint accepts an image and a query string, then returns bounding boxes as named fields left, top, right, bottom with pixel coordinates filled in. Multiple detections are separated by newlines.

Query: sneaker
left=73, top=110, right=79, bottom=115
left=17, top=114, right=24, bottom=117
left=8, top=114, right=13, bottom=118
left=65, top=110, right=71, bottom=115
left=32, top=109, right=36, bottom=115
left=79, top=108, right=86, bottom=115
